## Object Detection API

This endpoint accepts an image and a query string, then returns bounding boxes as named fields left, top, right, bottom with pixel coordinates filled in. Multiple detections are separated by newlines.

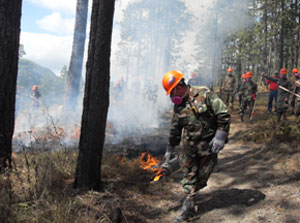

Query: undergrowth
left=0, top=149, right=168, bottom=223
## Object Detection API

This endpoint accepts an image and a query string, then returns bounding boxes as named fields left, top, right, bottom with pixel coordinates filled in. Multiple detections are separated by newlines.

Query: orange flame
left=139, top=153, right=164, bottom=182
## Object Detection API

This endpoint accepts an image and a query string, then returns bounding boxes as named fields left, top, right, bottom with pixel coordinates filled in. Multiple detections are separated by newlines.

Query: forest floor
left=1, top=90, right=300, bottom=223
left=99, top=91, right=300, bottom=223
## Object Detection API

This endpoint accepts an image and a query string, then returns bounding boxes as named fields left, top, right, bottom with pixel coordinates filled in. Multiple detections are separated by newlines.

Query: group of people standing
left=220, top=68, right=257, bottom=122
left=219, top=67, right=300, bottom=123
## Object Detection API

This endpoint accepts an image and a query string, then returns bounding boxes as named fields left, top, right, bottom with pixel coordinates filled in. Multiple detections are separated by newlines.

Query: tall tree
left=74, top=0, right=115, bottom=190
left=117, top=0, right=192, bottom=83
left=64, top=0, right=89, bottom=111
left=0, top=0, right=22, bottom=171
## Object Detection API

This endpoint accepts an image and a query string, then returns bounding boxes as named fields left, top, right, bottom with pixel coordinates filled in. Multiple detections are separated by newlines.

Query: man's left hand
left=209, top=130, right=228, bottom=153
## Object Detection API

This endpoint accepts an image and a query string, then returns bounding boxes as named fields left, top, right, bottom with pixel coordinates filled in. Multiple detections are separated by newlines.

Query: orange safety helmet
left=246, top=71, right=253, bottom=78
left=227, top=68, right=233, bottom=73
left=162, top=70, right=184, bottom=95
left=280, top=68, right=287, bottom=75
left=292, top=68, right=298, bottom=73
left=32, top=85, right=38, bottom=90
left=241, top=74, right=246, bottom=79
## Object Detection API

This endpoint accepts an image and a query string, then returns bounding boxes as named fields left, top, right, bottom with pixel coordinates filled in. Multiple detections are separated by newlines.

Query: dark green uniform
left=168, top=86, right=230, bottom=196
left=277, top=77, right=292, bottom=120
left=221, top=74, right=236, bottom=110
left=294, top=79, right=300, bottom=127
left=238, top=80, right=257, bottom=120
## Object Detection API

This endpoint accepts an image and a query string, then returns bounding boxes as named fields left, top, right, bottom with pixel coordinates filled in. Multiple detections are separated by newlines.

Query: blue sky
left=22, top=2, right=52, bottom=33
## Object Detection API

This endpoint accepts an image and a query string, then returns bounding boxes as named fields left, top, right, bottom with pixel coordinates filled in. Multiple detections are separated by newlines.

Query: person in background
left=188, top=72, right=202, bottom=87
left=265, top=71, right=279, bottom=115
left=220, top=68, right=236, bottom=111
left=238, top=71, right=257, bottom=122
left=289, top=68, right=299, bottom=114
left=237, top=73, right=247, bottom=107
left=275, top=68, right=292, bottom=122
left=30, top=85, right=41, bottom=111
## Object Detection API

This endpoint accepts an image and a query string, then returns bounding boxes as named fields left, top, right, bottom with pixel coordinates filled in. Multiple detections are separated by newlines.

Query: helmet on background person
left=162, top=70, right=184, bottom=95
left=280, top=68, right=287, bottom=75
left=241, top=74, right=246, bottom=79
left=192, top=73, right=197, bottom=78
left=32, top=85, right=38, bottom=90
left=246, top=71, right=253, bottom=78
left=227, top=68, right=233, bottom=73
left=292, top=68, right=298, bottom=73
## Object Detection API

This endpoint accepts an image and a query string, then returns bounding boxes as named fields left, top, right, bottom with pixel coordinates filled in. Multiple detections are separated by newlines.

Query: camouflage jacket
left=277, top=77, right=293, bottom=109
left=221, top=74, right=236, bottom=92
left=169, top=86, right=230, bottom=147
left=238, top=80, right=257, bottom=99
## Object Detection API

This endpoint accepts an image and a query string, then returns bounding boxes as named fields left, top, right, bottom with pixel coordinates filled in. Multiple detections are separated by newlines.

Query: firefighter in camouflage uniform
left=294, top=71, right=300, bottom=127
left=276, top=68, right=293, bottom=122
left=162, top=70, right=231, bottom=223
left=220, top=68, right=236, bottom=111
left=289, top=68, right=299, bottom=114
left=238, top=71, right=257, bottom=122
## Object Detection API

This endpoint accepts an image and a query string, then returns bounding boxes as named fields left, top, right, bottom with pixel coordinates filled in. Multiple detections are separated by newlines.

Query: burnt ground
left=96, top=91, right=300, bottom=223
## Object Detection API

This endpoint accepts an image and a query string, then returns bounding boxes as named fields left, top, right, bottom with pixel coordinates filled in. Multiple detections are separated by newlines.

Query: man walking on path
left=162, top=70, right=230, bottom=222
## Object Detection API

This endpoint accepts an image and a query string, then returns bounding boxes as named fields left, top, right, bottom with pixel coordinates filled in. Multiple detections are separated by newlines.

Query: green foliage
left=216, top=0, right=300, bottom=82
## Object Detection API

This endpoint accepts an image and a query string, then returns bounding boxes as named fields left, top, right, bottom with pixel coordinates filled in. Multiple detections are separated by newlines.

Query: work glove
left=252, top=94, right=256, bottom=100
left=164, top=145, right=175, bottom=162
left=209, top=130, right=228, bottom=154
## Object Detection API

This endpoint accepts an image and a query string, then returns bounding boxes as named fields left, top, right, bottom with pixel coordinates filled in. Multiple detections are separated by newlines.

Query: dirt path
left=152, top=111, right=300, bottom=223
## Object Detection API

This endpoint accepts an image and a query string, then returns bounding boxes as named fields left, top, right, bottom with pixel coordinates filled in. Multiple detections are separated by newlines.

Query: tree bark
left=64, top=0, right=89, bottom=111
left=0, top=0, right=22, bottom=171
left=279, top=0, right=285, bottom=68
left=74, top=0, right=115, bottom=190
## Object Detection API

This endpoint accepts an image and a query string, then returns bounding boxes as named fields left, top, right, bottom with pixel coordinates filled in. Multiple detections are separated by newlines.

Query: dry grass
left=0, top=149, right=170, bottom=223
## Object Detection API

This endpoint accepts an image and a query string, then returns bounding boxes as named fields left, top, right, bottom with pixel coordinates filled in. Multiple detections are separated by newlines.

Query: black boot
left=173, top=197, right=196, bottom=223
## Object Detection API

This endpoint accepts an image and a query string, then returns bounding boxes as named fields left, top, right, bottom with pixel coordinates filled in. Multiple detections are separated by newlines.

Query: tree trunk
left=263, top=2, right=268, bottom=73
left=0, top=0, right=22, bottom=171
left=64, top=0, right=89, bottom=112
left=279, top=0, right=285, bottom=68
left=74, top=0, right=115, bottom=190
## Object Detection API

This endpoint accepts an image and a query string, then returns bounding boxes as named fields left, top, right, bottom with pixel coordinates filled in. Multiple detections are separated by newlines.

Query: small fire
left=139, top=153, right=164, bottom=182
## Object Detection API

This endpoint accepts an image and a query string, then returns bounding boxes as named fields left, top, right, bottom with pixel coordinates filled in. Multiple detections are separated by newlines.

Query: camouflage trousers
left=180, top=141, right=218, bottom=197
left=239, top=97, right=254, bottom=118
left=222, top=91, right=234, bottom=109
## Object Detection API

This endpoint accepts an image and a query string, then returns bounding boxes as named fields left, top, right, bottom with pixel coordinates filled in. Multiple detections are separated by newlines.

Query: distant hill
left=17, top=59, right=65, bottom=106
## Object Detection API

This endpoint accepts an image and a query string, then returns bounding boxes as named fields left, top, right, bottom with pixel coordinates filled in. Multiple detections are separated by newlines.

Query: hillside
left=17, top=59, right=64, bottom=106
